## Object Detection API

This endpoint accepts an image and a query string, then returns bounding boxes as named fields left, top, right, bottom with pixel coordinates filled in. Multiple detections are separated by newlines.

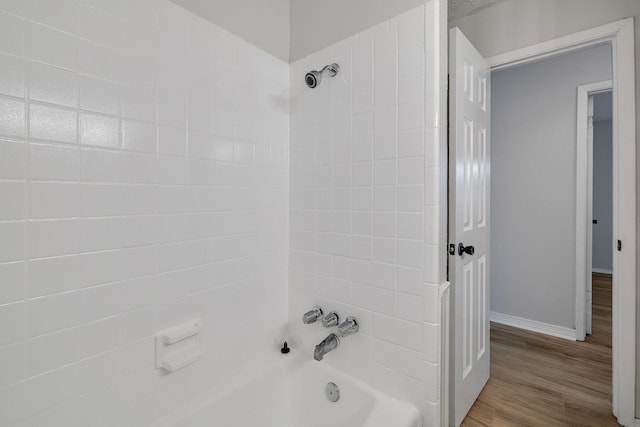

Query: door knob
left=458, top=243, right=475, bottom=256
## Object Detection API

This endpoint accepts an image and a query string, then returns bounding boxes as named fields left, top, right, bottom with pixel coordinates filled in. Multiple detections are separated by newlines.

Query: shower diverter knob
left=321, top=312, right=339, bottom=328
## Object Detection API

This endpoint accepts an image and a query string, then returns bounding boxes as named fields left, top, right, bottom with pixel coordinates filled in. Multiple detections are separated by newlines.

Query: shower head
left=305, top=63, right=340, bottom=89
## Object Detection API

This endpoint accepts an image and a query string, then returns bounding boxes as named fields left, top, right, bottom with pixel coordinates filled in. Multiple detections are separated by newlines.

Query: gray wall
left=491, top=45, right=612, bottom=329
left=449, top=0, right=640, bottom=414
left=171, top=0, right=440, bottom=62
left=448, top=0, right=640, bottom=60
left=171, top=0, right=290, bottom=61
left=289, top=0, right=430, bottom=61
left=593, top=117, right=613, bottom=273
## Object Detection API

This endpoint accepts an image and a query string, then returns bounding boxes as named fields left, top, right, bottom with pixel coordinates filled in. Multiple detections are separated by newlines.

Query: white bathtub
left=155, top=351, right=422, bottom=427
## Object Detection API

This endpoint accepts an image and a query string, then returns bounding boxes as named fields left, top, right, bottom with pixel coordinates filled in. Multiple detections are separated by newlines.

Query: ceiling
left=448, top=0, right=507, bottom=21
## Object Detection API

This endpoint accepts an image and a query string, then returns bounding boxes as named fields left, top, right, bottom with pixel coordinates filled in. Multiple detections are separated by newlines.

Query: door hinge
left=617, top=240, right=622, bottom=251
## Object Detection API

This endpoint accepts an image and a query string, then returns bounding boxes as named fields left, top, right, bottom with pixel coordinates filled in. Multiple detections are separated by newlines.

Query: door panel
left=462, top=261, right=473, bottom=379
left=449, top=27, right=491, bottom=426
left=477, top=254, right=487, bottom=360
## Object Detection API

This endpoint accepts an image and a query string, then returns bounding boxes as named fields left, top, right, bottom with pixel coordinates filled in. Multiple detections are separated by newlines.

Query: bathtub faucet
left=314, top=333, right=339, bottom=361
left=302, top=306, right=323, bottom=324
left=337, top=316, right=359, bottom=337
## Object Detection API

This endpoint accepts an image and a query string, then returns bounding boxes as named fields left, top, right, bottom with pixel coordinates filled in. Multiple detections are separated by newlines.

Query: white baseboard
left=592, top=268, right=613, bottom=274
left=490, top=312, right=576, bottom=341
left=634, top=418, right=640, bottom=427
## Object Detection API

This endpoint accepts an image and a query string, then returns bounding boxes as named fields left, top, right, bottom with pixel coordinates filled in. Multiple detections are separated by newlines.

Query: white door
left=449, top=27, right=490, bottom=427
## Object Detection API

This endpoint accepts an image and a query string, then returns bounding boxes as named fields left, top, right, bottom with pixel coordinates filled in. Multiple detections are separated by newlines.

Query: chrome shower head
left=305, top=63, right=340, bottom=88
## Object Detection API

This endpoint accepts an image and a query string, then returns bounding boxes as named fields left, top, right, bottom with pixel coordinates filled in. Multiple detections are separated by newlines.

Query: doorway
left=448, top=19, right=636, bottom=427
left=489, top=46, right=612, bottom=343
left=591, top=91, right=614, bottom=278
left=580, top=87, right=614, bottom=340
left=590, top=91, right=614, bottom=345
left=462, top=78, right=616, bottom=424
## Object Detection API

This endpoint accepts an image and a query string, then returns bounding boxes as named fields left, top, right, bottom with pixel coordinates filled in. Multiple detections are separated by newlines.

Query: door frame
left=576, top=81, right=612, bottom=342
left=483, top=18, right=636, bottom=425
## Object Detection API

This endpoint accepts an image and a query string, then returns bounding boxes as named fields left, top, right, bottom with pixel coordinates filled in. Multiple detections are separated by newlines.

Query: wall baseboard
left=490, top=312, right=576, bottom=341
left=634, top=418, right=640, bottom=427
left=592, top=268, right=613, bottom=275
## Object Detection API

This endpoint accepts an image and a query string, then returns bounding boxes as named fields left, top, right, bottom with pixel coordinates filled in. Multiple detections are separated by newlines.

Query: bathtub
left=155, top=350, right=422, bottom=427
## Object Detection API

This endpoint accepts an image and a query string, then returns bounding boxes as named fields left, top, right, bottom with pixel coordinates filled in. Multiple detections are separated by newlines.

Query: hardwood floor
left=462, top=273, right=617, bottom=426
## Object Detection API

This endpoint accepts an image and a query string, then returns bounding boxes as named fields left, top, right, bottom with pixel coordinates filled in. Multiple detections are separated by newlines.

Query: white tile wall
left=0, top=0, right=448, bottom=425
left=288, top=2, right=446, bottom=424
left=0, top=1, right=289, bottom=425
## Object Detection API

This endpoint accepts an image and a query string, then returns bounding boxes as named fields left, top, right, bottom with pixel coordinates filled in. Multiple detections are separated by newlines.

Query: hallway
left=462, top=273, right=617, bottom=426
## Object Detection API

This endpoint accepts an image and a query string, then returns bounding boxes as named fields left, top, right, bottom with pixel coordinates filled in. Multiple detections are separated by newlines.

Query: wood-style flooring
left=462, top=273, right=617, bottom=426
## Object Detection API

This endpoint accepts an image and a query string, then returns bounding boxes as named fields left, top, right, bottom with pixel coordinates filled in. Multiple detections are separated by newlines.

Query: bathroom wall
left=288, top=1, right=448, bottom=423
left=290, top=0, right=432, bottom=61
left=448, top=0, right=640, bottom=61
left=170, top=0, right=290, bottom=62
left=0, top=1, right=289, bottom=425
left=491, top=45, right=612, bottom=330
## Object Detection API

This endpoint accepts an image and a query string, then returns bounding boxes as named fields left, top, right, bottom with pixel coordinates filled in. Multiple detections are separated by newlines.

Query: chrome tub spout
left=314, top=333, right=339, bottom=361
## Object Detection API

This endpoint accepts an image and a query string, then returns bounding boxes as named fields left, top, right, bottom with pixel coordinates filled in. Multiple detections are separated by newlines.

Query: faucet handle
left=321, top=312, right=339, bottom=328
left=302, top=306, right=323, bottom=324
left=337, top=316, right=359, bottom=337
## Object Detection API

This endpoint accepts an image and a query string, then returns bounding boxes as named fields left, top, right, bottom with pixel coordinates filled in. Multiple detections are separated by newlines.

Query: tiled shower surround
left=0, top=1, right=289, bottom=425
left=288, top=3, right=447, bottom=423
left=0, top=0, right=446, bottom=426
